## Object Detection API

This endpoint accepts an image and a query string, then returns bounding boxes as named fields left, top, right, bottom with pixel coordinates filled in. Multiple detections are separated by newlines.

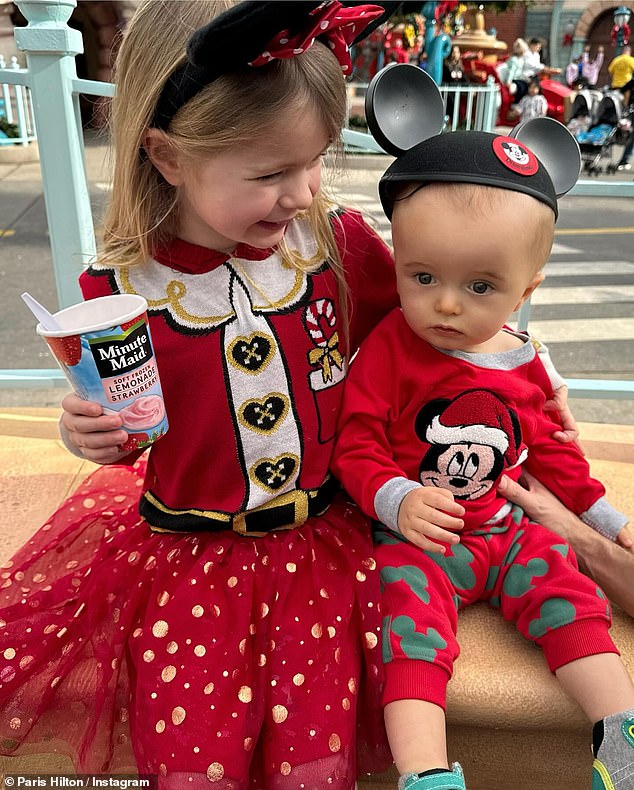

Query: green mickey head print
left=380, top=565, right=431, bottom=605
left=528, top=598, right=577, bottom=638
left=386, top=615, right=447, bottom=663
left=427, top=543, right=477, bottom=592
left=503, top=557, right=549, bottom=598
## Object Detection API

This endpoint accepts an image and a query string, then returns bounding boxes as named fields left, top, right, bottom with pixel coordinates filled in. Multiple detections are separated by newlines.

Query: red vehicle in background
left=463, top=53, right=573, bottom=125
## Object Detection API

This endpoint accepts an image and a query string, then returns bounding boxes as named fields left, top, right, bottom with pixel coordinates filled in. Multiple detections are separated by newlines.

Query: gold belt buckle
left=232, top=489, right=311, bottom=535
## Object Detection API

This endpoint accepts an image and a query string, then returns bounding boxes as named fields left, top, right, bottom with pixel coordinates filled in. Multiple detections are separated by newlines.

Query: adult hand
left=616, top=524, right=634, bottom=553
left=498, top=471, right=576, bottom=538
left=544, top=385, right=583, bottom=450
left=398, top=487, right=465, bottom=555
left=499, top=471, right=634, bottom=618
left=60, top=392, right=129, bottom=465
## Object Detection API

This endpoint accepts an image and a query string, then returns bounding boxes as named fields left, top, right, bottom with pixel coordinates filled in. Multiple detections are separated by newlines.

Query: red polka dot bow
left=249, top=1, right=385, bottom=76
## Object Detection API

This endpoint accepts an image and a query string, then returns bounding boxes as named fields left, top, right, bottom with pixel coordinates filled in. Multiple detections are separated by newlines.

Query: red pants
left=374, top=507, right=617, bottom=710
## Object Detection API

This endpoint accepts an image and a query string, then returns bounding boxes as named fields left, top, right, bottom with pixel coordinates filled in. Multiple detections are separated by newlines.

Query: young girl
left=514, top=78, right=548, bottom=123
left=0, top=2, right=400, bottom=787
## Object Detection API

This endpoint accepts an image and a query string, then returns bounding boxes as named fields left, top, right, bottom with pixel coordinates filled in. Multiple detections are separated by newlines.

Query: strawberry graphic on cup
left=45, top=334, right=82, bottom=367
left=119, top=432, right=150, bottom=453
left=119, top=315, right=144, bottom=332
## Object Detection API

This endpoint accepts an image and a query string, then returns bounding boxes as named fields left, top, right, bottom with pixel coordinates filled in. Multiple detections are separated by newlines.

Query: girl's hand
left=397, top=487, right=465, bottom=554
left=616, top=525, right=634, bottom=554
left=544, top=385, right=582, bottom=447
left=60, top=393, right=129, bottom=465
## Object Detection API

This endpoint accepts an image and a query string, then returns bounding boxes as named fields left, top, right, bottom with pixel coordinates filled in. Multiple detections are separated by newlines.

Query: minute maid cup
left=37, top=294, right=168, bottom=451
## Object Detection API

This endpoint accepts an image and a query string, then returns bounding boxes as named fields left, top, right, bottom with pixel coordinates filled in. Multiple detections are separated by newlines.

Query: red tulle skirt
left=0, top=459, right=391, bottom=788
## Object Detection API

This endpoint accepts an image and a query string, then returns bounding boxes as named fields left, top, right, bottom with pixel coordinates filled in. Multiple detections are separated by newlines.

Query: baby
left=332, top=127, right=633, bottom=790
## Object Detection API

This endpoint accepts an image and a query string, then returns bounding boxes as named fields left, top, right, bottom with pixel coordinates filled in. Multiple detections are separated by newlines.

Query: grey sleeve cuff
left=581, top=497, right=630, bottom=541
left=374, top=477, right=422, bottom=533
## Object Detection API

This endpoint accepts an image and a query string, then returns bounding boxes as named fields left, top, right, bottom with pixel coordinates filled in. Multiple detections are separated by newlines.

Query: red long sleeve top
left=80, top=209, right=398, bottom=535
left=332, top=308, right=627, bottom=539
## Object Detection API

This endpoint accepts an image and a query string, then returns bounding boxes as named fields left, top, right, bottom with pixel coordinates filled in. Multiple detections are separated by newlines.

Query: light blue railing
left=440, top=78, right=500, bottom=132
left=0, top=54, right=36, bottom=145
left=0, top=0, right=632, bottom=400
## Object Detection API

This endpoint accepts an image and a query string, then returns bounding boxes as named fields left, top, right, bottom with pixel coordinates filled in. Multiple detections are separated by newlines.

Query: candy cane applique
left=305, top=299, right=345, bottom=387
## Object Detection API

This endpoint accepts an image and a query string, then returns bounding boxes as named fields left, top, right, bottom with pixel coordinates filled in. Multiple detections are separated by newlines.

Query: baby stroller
left=569, top=87, right=603, bottom=123
left=570, top=90, right=631, bottom=175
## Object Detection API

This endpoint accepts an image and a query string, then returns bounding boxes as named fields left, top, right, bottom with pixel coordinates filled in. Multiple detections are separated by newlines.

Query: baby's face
left=391, top=185, right=551, bottom=353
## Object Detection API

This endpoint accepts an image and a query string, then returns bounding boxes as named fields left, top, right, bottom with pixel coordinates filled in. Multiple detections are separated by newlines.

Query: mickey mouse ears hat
left=365, top=64, right=581, bottom=221
left=381, top=129, right=561, bottom=217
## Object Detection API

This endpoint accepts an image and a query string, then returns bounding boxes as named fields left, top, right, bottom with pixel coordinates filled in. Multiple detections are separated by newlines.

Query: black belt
left=142, top=475, right=340, bottom=536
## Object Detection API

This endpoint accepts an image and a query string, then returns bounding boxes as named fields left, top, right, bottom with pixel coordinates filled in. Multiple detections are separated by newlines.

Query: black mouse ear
left=510, top=116, right=581, bottom=197
left=364, top=63, right=445, bottom=156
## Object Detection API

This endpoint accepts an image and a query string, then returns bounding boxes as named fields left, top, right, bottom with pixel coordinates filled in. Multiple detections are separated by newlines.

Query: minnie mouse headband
left=152, top=0, right=386, bottom=131
left=364, top=64, right=581, bottom=221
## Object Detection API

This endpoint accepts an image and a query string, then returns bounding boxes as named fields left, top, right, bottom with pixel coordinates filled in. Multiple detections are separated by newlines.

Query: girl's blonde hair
left=102, top=0, right=348, bottom=281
